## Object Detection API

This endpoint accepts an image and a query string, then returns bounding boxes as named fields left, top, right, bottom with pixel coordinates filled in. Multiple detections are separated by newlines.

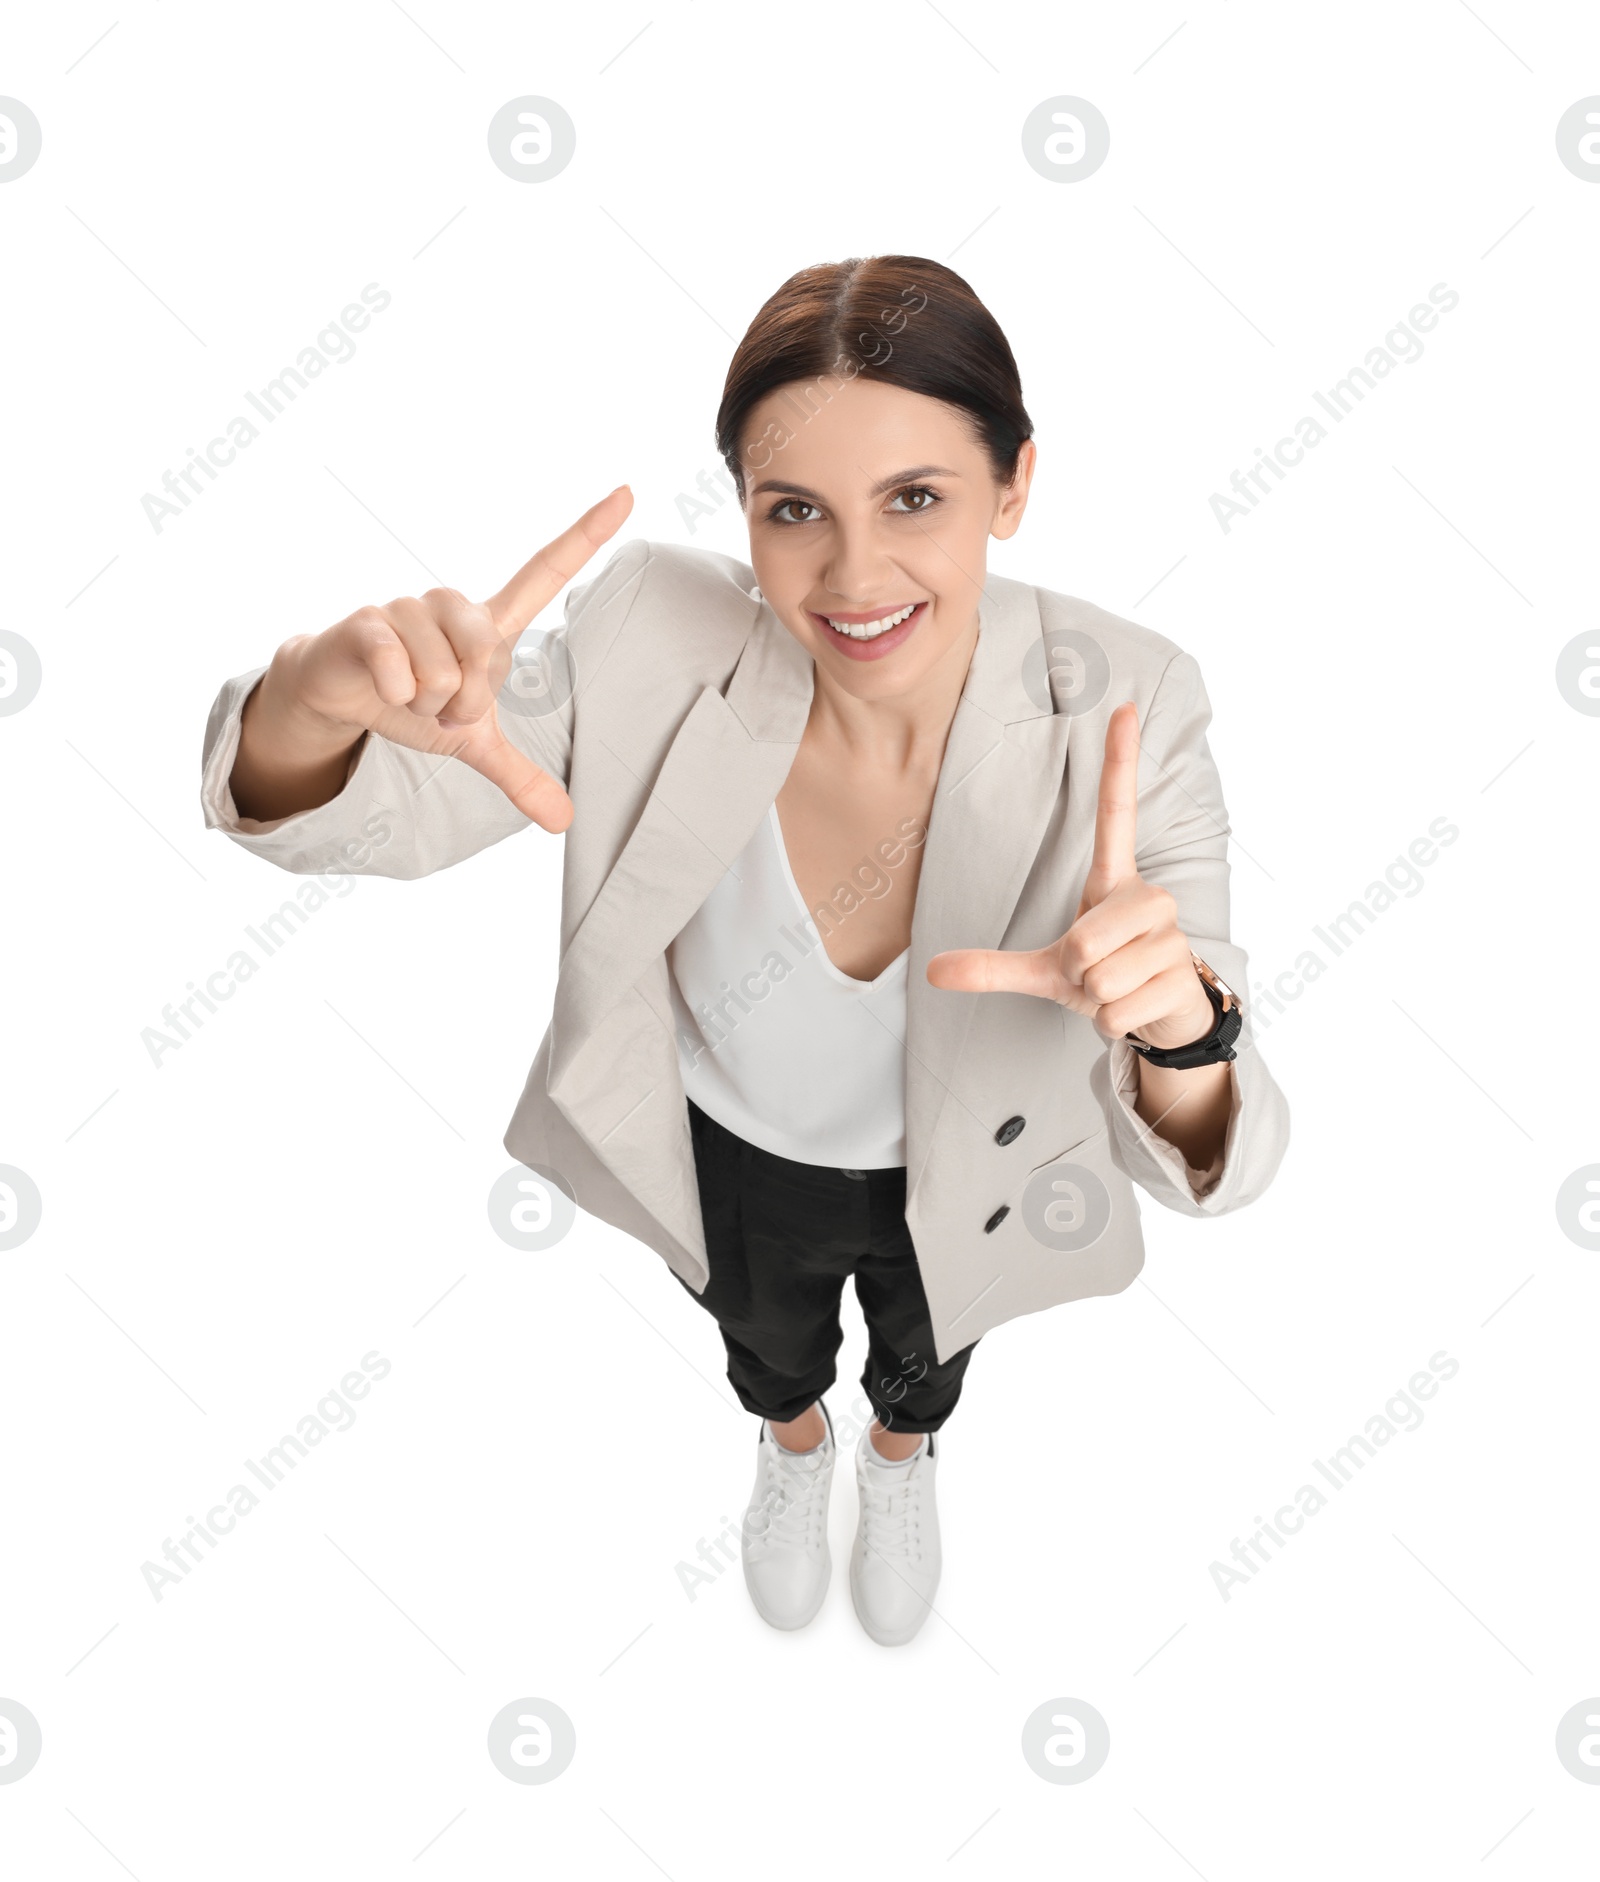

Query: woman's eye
left=767, top=487, right=940, bottom=524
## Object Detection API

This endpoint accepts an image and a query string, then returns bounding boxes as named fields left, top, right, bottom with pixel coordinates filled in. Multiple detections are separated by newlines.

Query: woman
left=202, top=255, right=1289, bottom=1648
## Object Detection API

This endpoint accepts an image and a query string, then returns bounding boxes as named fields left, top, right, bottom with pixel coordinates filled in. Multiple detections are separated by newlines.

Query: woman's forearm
left=230, top=650, right=367, bottom=823
left=1132, top=1056, right=1234, bottom=1179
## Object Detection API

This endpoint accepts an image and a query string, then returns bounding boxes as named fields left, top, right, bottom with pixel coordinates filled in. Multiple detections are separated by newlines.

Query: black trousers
left=674, top=1095, right=980, bottom=1433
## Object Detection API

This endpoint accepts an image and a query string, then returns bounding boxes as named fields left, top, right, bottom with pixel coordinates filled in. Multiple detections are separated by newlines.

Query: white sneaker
left=740, top=1401, right=836, bottom=1630
left=850, top=1429, right=942, bottom=1646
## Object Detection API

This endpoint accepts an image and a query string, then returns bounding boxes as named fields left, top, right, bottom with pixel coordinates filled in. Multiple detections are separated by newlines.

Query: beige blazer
left=200, top=539, right=1289, bottom=1363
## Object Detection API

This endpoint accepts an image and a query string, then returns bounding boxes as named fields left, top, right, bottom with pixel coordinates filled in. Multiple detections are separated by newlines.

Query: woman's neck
left=805, top=611, right=980, bottom=771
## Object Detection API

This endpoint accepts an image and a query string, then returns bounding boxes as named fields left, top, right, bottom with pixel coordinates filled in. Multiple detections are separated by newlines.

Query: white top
left=667, top=801, right=910, bottom=1168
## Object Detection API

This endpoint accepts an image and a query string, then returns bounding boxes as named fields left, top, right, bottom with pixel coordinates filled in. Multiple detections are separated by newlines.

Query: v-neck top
left=666, top=801, right=910, bottom=1168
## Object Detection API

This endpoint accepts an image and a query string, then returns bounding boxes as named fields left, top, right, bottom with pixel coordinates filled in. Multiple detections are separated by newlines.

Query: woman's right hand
left=232, top=486, right=632, bottom=829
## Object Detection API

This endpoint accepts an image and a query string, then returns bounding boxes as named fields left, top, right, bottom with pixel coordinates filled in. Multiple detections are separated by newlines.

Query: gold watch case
left=1191, top=953, right=1239, bottom=1012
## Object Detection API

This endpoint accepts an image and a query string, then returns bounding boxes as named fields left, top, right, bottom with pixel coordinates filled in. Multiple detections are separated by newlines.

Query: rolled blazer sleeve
left=1089, top=648, right=1290, bottom=1217
left=198, top=543, right=641, bottom=880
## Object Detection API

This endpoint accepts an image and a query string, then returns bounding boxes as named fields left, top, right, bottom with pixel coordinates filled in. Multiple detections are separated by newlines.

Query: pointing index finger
left=1091, top=700, right=1140, bottom=885
left=484, top=485, right=633, bottom=641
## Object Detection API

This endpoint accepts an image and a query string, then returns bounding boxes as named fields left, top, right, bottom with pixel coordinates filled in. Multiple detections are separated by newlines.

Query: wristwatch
left=1125, top=954, right=1242, bottom=1069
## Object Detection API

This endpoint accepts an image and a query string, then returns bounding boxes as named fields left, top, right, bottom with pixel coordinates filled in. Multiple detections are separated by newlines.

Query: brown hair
left=714, top=255, right=1033, bottom=507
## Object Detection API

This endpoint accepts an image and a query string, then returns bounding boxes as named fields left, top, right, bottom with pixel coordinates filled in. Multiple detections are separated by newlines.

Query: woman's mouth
left=808, top=599, right=928, bottom=660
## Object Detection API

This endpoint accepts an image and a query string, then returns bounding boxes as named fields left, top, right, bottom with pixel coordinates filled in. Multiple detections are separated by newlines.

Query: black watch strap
left=1125, top=970, right=1242, bottom=1069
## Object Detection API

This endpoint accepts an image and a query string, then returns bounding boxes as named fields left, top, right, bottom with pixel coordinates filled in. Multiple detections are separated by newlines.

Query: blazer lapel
left=903, top=576, right=1072, bottom=1204
left=547, top=591, right=814, bottom=1098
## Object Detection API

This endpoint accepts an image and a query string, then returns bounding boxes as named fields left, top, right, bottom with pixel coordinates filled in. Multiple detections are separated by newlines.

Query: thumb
left=461, top=715, right=574, bottom=833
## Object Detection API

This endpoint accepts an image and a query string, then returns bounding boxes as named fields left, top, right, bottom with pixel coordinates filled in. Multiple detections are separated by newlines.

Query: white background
left=2, top=2, right=1598, bottom=1874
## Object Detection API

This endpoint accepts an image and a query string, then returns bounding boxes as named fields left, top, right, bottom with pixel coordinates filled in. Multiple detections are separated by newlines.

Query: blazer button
left=984, top=1204, right=1010, bottom=1233
left=995, top=1115, right=1026, bottom=1147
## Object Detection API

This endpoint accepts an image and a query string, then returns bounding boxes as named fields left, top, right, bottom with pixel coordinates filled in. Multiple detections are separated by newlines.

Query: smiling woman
left=199, top=250, right=1289, bottom=1650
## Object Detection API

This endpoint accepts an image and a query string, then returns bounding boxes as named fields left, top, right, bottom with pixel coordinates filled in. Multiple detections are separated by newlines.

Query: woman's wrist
left=230, top=646, right=366, bottom=821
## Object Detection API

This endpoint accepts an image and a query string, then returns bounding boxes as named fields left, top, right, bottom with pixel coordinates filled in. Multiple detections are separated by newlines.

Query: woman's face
left=739, top=375, right=1035, bottom=699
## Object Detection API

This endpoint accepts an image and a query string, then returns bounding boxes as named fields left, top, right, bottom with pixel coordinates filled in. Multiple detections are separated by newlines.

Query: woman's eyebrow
left=749, top=465, right=965, bottom=501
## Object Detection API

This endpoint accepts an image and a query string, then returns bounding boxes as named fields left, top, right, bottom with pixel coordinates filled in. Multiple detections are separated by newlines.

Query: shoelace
left=859, top=1468, right=921, bottom=1560
left=748, top=1442, right=830, bottom=1552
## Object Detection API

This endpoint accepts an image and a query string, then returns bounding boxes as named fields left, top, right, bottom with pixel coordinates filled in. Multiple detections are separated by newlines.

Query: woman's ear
left=991, top=438, right=1037, bottom=541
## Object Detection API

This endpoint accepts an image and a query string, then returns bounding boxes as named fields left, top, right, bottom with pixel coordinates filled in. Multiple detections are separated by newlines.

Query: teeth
left=824, top=602, right=919, bottom=640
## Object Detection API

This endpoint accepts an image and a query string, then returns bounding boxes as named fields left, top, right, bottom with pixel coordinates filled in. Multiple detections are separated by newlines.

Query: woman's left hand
left=926, top=702, right=1214, bottom=1051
